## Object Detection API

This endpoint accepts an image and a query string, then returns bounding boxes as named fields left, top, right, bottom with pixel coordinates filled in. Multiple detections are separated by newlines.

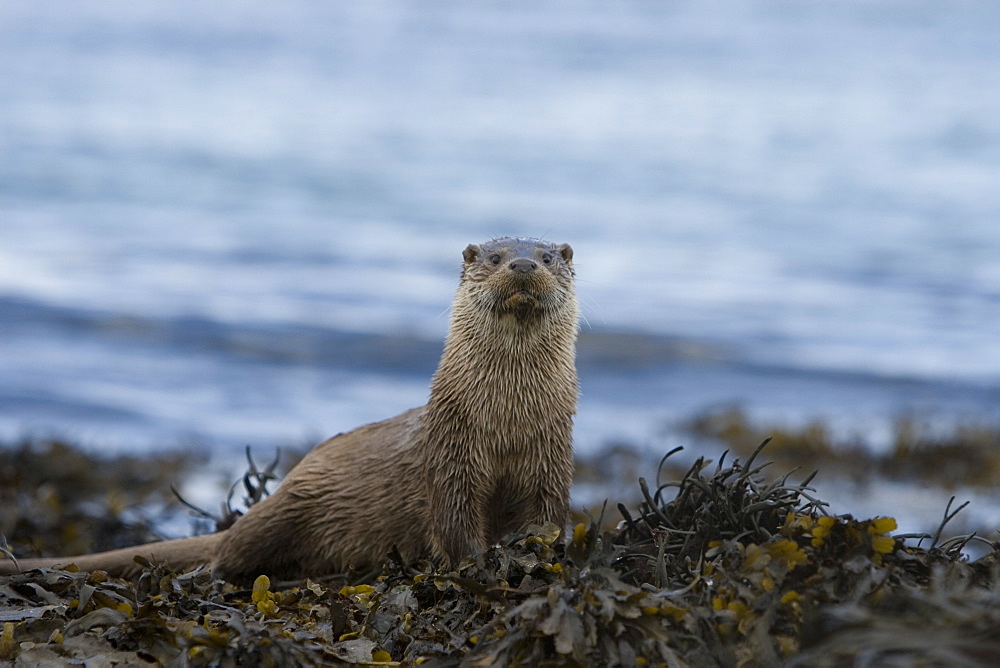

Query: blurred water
left=1, top=1, right=999, bottom=530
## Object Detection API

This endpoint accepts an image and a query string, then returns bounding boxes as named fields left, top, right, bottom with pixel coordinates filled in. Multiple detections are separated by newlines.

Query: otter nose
left=509, top=258, right=537, bottom=273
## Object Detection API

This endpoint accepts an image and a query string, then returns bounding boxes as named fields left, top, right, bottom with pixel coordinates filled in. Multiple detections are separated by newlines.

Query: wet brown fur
left=1, top=237, right=579, bottom=582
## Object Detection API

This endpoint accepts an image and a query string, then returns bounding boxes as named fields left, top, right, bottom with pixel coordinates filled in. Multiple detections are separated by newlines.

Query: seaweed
left=0, top=439, right=198, bottom=559
left=684, top=406, right=1000, bottom=489
left=1, top=437, right=998, bottom=666
left=171, top=446, right=285, bottom=532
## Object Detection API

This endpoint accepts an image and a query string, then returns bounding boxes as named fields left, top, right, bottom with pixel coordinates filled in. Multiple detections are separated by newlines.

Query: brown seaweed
left=1, top=436, right=998, bottom=666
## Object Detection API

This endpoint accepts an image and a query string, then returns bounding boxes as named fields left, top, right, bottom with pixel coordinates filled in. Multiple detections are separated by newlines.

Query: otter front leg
left=524, top=467, right=572, bottom=535
left=530, top=488, right=569, bottom=531
left=427, top=466, right=488, bottom=566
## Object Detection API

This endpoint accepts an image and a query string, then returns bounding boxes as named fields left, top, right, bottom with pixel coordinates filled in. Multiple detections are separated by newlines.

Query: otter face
left=460, top=237, right=574, bottom=319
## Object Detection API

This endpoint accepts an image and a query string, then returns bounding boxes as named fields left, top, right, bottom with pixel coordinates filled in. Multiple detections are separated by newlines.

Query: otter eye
left=541, top=252, right=553, bottom=264
left=489, top=254, right=502, bottom=265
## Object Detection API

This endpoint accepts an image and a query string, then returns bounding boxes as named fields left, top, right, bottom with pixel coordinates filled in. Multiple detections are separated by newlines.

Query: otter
left=1, top=236, right=579, bottom=582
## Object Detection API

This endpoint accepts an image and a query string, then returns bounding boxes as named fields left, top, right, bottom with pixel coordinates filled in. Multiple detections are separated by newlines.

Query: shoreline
left=2, top=435, right=997, bottom=665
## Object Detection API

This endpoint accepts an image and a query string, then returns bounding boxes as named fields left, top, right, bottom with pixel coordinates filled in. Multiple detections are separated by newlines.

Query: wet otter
left=1, top=236, right=579, bottom=581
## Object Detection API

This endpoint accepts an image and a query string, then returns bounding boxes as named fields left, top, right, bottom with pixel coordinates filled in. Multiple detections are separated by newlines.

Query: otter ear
left=557, top=243, right=573, bottom=266
left=463, top=244, right=481, bottom=264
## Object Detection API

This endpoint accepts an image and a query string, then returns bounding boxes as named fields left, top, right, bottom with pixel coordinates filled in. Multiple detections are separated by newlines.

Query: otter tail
left=0, top=533, right=223, bottom=579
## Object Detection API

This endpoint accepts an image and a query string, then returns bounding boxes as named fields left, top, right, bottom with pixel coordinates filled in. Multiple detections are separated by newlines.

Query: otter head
left=460, top=236, right=575, bottom=321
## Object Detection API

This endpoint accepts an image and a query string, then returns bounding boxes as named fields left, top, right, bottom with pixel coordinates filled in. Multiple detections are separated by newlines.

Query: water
left=2, top=1, right=999, bottom=532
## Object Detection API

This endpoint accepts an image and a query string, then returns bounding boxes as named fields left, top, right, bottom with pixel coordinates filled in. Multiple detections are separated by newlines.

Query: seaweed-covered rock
left=1, top=439, right=998, bottom=666
left=0, top=439, right=197, bottom=559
